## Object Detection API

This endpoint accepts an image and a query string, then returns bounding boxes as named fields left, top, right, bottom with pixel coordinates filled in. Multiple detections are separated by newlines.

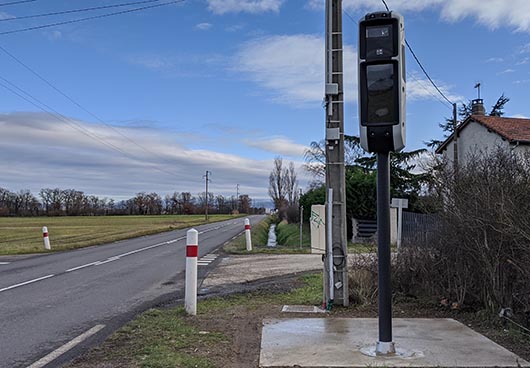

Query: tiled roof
left=435, top=115, right=530, bottom=153
left=471, top=115, right=530, bottom=143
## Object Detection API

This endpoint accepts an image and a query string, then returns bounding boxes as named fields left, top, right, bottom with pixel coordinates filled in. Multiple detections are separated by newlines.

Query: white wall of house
left=442, top=121, right=529, bottom=164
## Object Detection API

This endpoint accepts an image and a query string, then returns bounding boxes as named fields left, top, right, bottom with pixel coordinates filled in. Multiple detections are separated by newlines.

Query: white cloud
left=516, top=57, right=529, bottom=65
left=128, top=55, right=174, bottom=70
left=485, top=57, right=504, bottom=63
left=195, top=22, right=213, bottom=31
left=234, top=34, right=357, bottom=106
left=498, top=68, right=515, bottom=75
left=207, top=0, right=284, bottom=14
left=235, top=34, right=459, bottom=106
left=309, top=0, right=530, bottom=32
left=245, top=136, right=309, bottom=156
left=0, top=12, right=14, bottom=20
left=407, top=72, right=464, bottom=104
left=44, top=30, right=62, bottom=40
left=0, top=112, right=293, bottom=200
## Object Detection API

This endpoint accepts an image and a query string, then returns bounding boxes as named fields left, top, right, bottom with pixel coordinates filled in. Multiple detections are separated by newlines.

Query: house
left=435, top=99, right=530, bottom=164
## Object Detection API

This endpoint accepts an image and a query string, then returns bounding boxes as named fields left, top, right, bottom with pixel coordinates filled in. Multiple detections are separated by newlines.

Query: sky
left=1, top=0, right=530, bottom=203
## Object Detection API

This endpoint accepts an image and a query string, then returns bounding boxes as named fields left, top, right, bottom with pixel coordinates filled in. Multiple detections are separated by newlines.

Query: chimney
left=471, top=98, right=486, bottom=115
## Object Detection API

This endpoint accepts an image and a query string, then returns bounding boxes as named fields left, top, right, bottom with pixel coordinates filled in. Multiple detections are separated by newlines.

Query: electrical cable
left=0, top=0, right=185, bottom=36
left=0, top=75, right=184, bottom=179
left=0, top=43, right=181, bottom=167
left=346, top=4, right=454, bottom=109
left=405, top=40, right=454, bottom=106
left=378, top=0, right=455, bottom=107
left=407, top=71, right=453, bottom=109
left=0, top=0, right=161, bottom=22
left=0, top=0, right=35, bottom=6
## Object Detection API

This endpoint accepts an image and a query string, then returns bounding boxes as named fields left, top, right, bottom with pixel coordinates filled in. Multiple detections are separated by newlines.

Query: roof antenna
left=474, top=82, right=481, bottom=99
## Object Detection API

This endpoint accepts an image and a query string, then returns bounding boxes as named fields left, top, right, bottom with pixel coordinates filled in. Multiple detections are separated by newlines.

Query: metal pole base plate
left=376, top=341, right=396, bottom=355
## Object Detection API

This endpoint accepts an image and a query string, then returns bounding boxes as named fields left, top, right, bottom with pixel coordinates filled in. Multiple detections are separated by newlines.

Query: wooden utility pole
left=325, top=0, right=348, bottom=307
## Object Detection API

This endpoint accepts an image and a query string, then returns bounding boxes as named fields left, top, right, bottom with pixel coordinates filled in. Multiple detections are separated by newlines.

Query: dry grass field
left=0, top=215, right=239, bottom=255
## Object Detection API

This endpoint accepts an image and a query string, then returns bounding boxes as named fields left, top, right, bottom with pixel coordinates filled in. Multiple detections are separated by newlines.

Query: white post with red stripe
left=42, top=226, right=51, bottom=250
left=245, top=218, right=252, bottom=252
left=185, top=228, right=198, bottom=316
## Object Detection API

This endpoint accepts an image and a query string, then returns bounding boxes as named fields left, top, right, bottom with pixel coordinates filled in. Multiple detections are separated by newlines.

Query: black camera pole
left=376, top=152, right=393, bottom=352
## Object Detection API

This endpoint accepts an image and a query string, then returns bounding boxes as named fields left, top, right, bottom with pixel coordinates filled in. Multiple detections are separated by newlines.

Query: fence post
left=245, top=218, right=252, bottom=251
left=185, top=228, right=198, bottom=316
left=42, top=226, right=51, bottom=250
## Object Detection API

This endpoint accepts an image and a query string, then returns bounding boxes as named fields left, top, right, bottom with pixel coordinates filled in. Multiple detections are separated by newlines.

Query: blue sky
left=1, top=0, right=530, bottom=201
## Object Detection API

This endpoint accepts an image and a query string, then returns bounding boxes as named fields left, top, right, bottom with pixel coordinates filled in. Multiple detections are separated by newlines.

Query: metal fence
left=401, top=211, right=439, bottom=247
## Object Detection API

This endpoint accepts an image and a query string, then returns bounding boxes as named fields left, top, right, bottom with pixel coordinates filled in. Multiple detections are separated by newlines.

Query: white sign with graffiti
left=310, top=205, right=326, bottom=255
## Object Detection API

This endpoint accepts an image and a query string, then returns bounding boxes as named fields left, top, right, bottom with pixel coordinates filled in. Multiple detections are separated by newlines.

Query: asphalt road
left=0, top=215, right=265, bottom=368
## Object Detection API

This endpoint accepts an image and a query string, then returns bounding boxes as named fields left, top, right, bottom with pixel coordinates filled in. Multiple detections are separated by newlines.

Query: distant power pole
left=204, top=171, right=211, bottom=221
left=236, top=184, right=240, bottom=212
left=324, top=0, right=348, bottom=307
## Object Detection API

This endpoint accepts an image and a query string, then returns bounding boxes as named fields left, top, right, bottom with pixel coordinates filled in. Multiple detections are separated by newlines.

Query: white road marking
left=65, top=262, right=99, bottom=273
left=95, top=256, right=120, bottom=266
left=64, top=236, right=186, bottom=273
left=26, top=324, right=105, bottom=368
left=0, top=262, right=10, bottom=265
left=0, top=274, right=55, bottom=293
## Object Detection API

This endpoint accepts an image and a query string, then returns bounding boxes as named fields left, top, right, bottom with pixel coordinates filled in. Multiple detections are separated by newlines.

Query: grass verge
left=69, top=274, right=322, bottom=368
left=0, top=214, right=241, bottom=255
left=224, top=217, right=377, bottom=255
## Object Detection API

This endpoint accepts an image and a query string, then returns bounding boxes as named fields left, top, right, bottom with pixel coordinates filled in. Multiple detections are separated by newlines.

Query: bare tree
left=268, top=156, right=287, bottom=210
left=268, top=156, right=300, bottom=218
left=285, top=162, right=298, bottom=206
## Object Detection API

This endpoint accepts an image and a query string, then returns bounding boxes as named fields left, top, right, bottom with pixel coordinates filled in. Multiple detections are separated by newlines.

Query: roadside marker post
left=185, top=228, right=198, bottom=316
left=42, top=226, right=51, bottom=250
left=244, top=218, right=252, bottom=252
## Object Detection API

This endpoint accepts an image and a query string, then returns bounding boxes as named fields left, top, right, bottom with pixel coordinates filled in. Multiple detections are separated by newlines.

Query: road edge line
left=26, top=324, right=105, bottom=368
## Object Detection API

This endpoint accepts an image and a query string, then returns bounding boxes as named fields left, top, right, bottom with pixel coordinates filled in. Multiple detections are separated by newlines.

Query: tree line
left=0, top=187, right=261, bottom=217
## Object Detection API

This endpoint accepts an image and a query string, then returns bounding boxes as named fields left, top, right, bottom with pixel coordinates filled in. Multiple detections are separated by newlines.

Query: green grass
left=74, top=273, right=322, bottom=368
left=197, top=273, right=323, bottom=314
left=224, top=217, right=313, bottom=254
left=109, top=308, right=225, bottom=368
left=0, top=215, right=240, bottom=255
left=224, top=217, right=376, bottom=255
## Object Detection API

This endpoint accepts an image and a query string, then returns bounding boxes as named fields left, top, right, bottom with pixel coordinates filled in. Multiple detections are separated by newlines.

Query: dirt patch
left=68, top=274, right=530, bottom=368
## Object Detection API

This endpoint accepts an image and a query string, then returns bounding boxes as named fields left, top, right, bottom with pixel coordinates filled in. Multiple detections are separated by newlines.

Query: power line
left=407, top=71, right=452, bottom=109
left=346, top=3, right=455, bottom=108
left=0, top=43, right=179, bottom=166
left=0, top=76, right=134, bottom=159
left=0, top=75, right=183, bottom=179
left=378, top=0, right=454, bottom=106
left=405, top=40, right=454, bottom=106
left=0, top=0, right=185, bottom=36
left=0, top=0, right=36, bottom=6
left=0, top=0, right=161, bottom=22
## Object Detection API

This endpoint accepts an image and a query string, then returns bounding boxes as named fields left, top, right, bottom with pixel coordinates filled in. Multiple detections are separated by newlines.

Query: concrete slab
left=281, top=305, right=327, bottom=314
left=260, top=318, right=530, bottom=367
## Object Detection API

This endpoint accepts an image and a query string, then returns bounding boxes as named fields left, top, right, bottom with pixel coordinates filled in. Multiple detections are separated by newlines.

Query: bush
left=349, top=253, right=378, bottom=305
left=395, top=149, right=530, bottom=320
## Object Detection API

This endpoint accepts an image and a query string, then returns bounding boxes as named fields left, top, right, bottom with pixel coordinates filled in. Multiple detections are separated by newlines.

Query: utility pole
left=236, top=184, right=240, bottom=212
left=204, top=171, right=211, bottom=221
left=453, top=103, right=458, bottom=169
left=324, top=0, right=348, bottom=307
left=299, top=188, right=304, bottom=249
